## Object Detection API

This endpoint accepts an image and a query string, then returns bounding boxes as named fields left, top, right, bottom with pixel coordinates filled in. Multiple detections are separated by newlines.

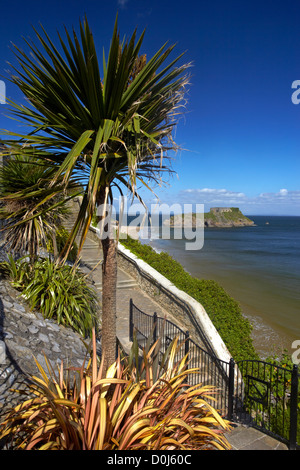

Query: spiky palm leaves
left=1, top=16, right=189, bottom=367
left=0, top=156, right=77, bottom=261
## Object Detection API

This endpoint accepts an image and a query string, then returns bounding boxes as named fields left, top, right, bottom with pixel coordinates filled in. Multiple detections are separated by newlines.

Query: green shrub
left=120, top=237, right=258, bottom=362
left=0, top=255, right=99, bottom=338
left=46, top=225, right=78, bottom=262
left=0, top=155, right=74, bottom=261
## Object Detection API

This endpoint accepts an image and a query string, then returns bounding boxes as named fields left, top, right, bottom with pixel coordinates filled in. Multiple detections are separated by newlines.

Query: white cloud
left=180, top=188, right=247, bottom=204
left=258, top=189, right=300, bottom=202
left=175, top=188, right=300, bottom=215
left=279, top=188, right=288, bottom=195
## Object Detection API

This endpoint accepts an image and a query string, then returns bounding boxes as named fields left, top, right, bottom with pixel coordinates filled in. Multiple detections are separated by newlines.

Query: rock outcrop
left=165, top=207, right=255, bottom=228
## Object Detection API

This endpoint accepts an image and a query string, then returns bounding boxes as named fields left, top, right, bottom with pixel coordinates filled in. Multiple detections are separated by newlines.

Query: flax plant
left=0, top=331, right=231, bottom=450
left=0, top=15, right=190, bottom=369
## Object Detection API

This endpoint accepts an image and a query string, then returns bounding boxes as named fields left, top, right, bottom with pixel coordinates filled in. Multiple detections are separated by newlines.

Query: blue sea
left=138, top=216, right=300, bottom=358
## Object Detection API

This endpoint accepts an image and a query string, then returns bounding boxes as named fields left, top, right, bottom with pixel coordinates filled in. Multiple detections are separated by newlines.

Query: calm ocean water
left=138, top=216, right=300, bottom=358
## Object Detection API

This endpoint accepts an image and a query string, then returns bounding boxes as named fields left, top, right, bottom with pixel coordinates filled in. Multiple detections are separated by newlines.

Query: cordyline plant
left=0, top=332, right=232, bottom=450
left=0, top=15, right=190, bottom=370
left=0, top=155, right=78, bottom=263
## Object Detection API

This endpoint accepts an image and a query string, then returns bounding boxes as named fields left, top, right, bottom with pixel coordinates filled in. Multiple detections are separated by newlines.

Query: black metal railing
left=129, top=299, right=299, bottom=450
left=130, top=299, right=233, bottom=418
left=233, top=359, right=300, bottom=449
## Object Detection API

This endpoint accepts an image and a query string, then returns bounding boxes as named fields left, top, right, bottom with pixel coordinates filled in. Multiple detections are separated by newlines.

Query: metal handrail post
left=129, top=298, right=133, bottom=342
left=153, top=312, right=158, bottom=343
left=185, top=330, right=190, bottom=356
left=289, top=364, right=299, bottom=450
left=227, top=358, right=235, bottom=421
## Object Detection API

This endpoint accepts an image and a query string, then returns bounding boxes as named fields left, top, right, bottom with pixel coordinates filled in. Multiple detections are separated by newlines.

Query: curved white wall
left=117, top=242, right=233, bottom=363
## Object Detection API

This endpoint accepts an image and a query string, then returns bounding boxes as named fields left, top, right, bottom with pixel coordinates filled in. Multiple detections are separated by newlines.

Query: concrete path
left=224, top=424, right=288, bottom=450
left=77, top=231, right=289, bottom=451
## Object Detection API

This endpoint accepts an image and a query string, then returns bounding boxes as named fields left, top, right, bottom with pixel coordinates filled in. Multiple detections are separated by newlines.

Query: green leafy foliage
left=0, top=155, right=78, bottom=261
left=120, top=236, right=259, bottom=362
left=46, top=225, right=78, bottom=263
left=0, top=255, right=99, bottom=337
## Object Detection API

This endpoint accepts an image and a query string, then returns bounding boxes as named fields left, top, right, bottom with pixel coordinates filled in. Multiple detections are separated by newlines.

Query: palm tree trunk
left=101, top=235, right=117, bottom=372
left=52, top=231, right=58, bottom=261
left=97, top=188, right=117, bottom=373
left=28, top=226, right=36, bottom=266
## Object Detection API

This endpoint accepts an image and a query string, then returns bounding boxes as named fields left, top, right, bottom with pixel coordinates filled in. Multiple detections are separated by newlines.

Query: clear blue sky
left=0, top=0, right=300, bottom=215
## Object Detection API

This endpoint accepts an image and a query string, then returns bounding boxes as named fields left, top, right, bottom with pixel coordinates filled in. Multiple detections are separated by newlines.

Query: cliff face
left=166, top=208, right=255, bottom=228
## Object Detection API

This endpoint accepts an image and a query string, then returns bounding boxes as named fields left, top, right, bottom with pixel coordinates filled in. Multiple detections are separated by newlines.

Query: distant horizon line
left=113, top=211, right=300, bottom=217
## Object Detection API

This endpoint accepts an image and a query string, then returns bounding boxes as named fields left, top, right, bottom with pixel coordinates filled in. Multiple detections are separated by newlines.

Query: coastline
left=165, top=207, right=256, bottom=229
left=242, top=305, right=293, bottom=359
left=150, top=238, right=297, bottom=359
left=135, top=216, right=300, bottom=360
left=183, top=259, right=295, bottom=358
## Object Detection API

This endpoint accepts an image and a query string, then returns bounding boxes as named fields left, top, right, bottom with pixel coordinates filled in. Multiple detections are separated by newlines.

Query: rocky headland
left=165, top=207, right=255, bottom=228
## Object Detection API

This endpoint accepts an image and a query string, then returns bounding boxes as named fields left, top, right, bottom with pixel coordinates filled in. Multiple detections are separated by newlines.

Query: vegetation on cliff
left=119, top=236, right=259, bottom=362
left=204, top=208, right=255, bottom=227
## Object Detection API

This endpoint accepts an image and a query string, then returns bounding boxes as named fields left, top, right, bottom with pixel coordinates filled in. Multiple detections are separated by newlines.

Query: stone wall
left=0, top=276, right=94, bottom=421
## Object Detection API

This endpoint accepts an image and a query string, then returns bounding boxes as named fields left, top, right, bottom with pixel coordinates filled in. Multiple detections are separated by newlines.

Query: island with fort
left=165, top=207, right=256, bottom=228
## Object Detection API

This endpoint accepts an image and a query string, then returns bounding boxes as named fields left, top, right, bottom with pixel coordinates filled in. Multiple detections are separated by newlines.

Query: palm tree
left=1, top=16, right=190, bottom=369
left=0, top=155, right=78, bottom=263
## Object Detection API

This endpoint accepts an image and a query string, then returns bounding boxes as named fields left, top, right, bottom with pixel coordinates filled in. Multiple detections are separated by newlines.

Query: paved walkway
left=78, top=231, right=289, bottom=451
left=224, top=424, right=288, bottom=450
